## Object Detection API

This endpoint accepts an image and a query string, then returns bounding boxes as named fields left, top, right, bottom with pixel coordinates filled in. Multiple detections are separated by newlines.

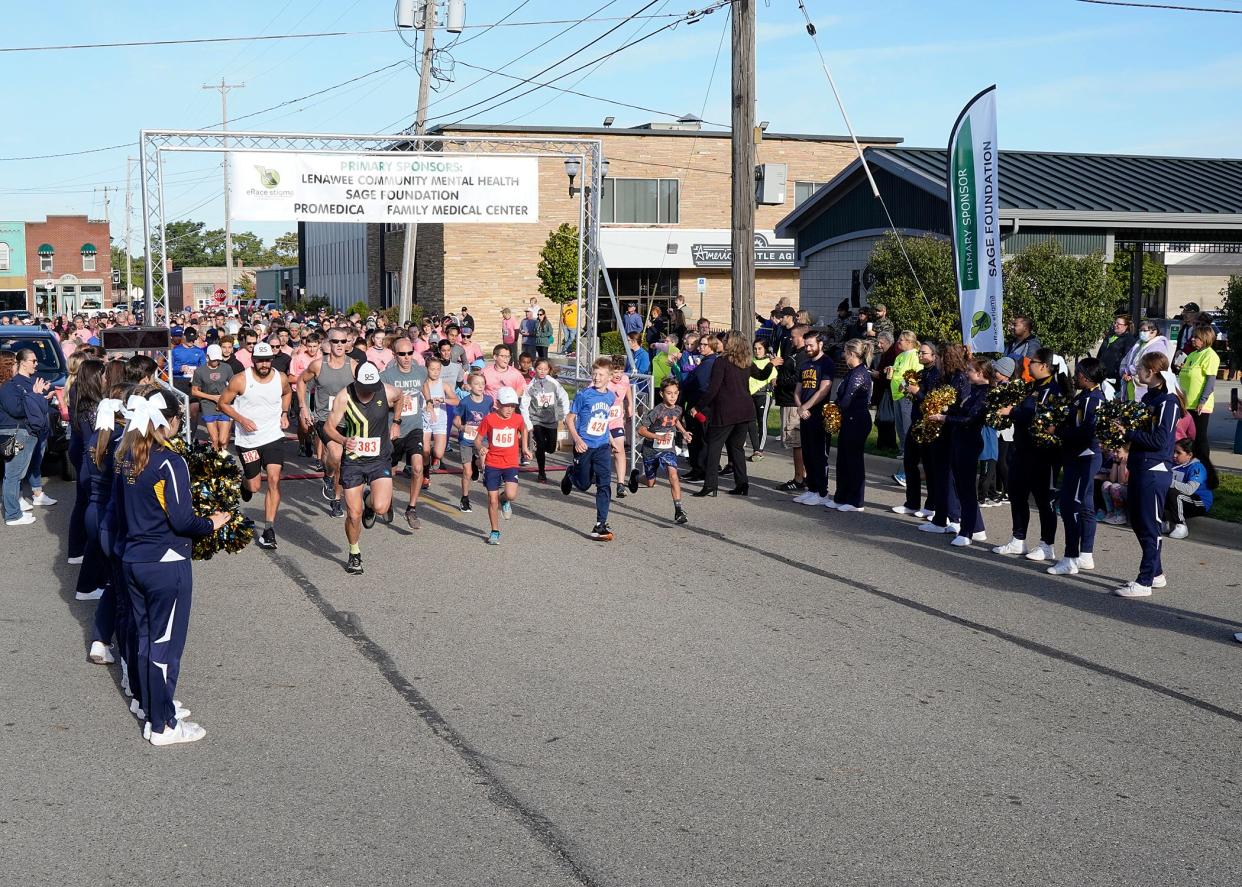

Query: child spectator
left=1164, top=438, right=1212, bottom=539
left=1100, top=446, right=1130, bottom=525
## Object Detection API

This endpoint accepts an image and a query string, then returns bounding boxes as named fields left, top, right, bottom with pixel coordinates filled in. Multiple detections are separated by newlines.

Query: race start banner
left=947, top=86, right=1004, bottom=353
left=229, top=152, right=539, bottom=224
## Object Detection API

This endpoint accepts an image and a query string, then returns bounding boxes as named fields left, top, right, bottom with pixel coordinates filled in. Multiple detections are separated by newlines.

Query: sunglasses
left=394, top=350, right=414, bottom=356
left=328, top=338, right=349, bottom=344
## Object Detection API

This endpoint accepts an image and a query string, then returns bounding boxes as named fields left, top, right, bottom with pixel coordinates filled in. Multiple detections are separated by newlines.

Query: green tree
left=1003, top=241, right=1121, bottom=358
left=202, top=229, right=271, bottom=267
left=270, top=232, right=298, bottom=264
left=109, top=244, right=146, bottom=292
left=536, top=223, right=580, bottom=305
left=864, top=232, right=960, bottom=343
left=1220, top=275, right=1242, bottom=369
left=1108, top=246, right=1166, bottom=312
left=161, top=220, right=212, bottom=268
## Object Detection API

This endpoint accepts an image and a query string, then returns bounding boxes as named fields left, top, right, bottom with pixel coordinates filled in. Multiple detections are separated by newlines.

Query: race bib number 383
left=353, top=437, right=381, bottom=457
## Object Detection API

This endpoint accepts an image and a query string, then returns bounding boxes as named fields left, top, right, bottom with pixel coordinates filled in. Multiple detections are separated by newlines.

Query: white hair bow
left=125, top=392, right=169, bottom=435
left=1159, top=370, right=1182, bottom=396
left=94, top=398, right=123, bottom=432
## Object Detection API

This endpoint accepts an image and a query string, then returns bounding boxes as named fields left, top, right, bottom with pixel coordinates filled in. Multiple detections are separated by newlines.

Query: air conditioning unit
left=756, top=163, right=787, bottom=205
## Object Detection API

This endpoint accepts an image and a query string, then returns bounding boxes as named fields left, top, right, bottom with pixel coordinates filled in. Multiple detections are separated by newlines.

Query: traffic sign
left=696, top=277, right=707, bottom=294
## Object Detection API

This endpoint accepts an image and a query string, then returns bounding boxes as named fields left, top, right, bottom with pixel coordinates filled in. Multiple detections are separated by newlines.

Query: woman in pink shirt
left=500, top=308, right=518, bottom=349
left=365, top=330, right=394, bottom=371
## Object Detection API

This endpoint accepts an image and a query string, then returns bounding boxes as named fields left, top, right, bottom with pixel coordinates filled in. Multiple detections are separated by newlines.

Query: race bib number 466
left=491, top=427, right=516, bottom=448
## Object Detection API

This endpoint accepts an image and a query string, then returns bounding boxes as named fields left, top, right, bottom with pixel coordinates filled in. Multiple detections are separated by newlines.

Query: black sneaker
left=402, top=465, right=412, bottom=479
left=616, top=483, right=627, bottom=500
left=311, top=459, right=325, bottom=473
left=256, top=527, right=277, bottom=550
left=721, top=464, right=735, bottom=476
left=560, top=471, right=573, bottom=496
left=362, top=503, right=376, bottom=529
left=321, top=476, right=335, bottom=501
left=674, top=507, right=688, bottom=525
left=627, top=468, right=640, bottom=494
left=590, top=522, right=614, bottom=541
left=405, top=506, right=421, bottom=529
left=778, top=478, right=806, bottom=492
left=459, top=496, right=473, bottom=513
left=345, top=552, right=364, bottom=575
left=329, top=498, right=343, bottom=518
left=241, top=483, right=253, bottom=503
left=384, top=506, right=394, bottom=524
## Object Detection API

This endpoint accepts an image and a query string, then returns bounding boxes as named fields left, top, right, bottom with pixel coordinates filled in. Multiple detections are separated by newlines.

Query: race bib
left=353, top=437, right=381, bottom=457
left=535, top=392, right=554, bottom=408
left=654, top=431, right=674, bottom=451
left=401, top=393, right=421, bottom=417
left=608, top=403, right=622, bottom=421
left=587, top=415, right=608, bottom=436
left=326, top=394, right=335, bottom=411
left=240, top=449, right=260, bottom=463
left=462, top=425, right=479, bottom=442
left=491, top=427, right=517, bottom=448
left=182, top=365, right=195, bottom=378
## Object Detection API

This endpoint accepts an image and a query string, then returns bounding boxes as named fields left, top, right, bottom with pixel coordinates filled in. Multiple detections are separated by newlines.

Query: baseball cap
left=354, top=361, right=383, bottom=395
left=1180, top=302, right=1200, bottom=313
left=206, top=344, right=223, bottom=361
left=496, top=386, right=519, bottom=406
left=992, top=356, right=1016, bottom=379
left=252, top=342, right=275, bottom=359
left=461, top=327, right=473, bottom=336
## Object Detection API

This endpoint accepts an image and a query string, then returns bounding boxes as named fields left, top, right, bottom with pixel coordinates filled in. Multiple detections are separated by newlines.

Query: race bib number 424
left=586, top=415, right=608, bottom=436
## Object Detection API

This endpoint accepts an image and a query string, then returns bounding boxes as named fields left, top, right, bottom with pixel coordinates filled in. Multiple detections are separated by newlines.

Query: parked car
left=0, top=325, right=73, bottom=480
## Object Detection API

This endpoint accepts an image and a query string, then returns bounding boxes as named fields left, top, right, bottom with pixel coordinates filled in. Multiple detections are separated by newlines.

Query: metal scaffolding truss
left=139, top=128, right=610, bottom=373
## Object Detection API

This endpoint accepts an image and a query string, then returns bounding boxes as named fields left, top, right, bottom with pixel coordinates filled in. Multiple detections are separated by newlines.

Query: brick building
left=300, top=121, right=903, bottom=346
left=24, top=215, right=113, bottom=316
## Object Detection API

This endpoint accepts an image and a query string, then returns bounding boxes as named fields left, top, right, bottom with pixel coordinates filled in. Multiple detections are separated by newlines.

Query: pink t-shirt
left=482, top=363, right=527, bottom=398
left=606, top=376, right=631, bottom=430
left=74, top=328, right=93, bottom=344
left=236, top=349, right=253, bottom=369
left=289, top=349, right=315, bottom=381
left=501, top=317, right=518, bottom=345
left=462, top=342, right=484, bottom=363
left=365, top=346, right=393, bottom=371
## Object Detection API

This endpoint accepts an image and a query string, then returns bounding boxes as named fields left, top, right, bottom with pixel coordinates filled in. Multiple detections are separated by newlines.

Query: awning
left=80, top=243, right=97, bottom=255
left=37, top=243, right=54, bottom=255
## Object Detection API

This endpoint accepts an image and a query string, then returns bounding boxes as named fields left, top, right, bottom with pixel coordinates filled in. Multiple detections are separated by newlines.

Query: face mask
left=1139, top=331, right=1152, bottom=343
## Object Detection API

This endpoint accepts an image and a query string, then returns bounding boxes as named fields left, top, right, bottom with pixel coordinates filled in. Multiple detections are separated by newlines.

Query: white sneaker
left=945, top=522, right=960, bottom=535
left=891, top=505, right=918, bottom=515
left=992, top=537, right=1028, bottom=556
left=1046, top=557, right=1079, bottom=576
left=88, top=641, right=115, bottom=664
left=5, top=514, right=35, bottom=526
left=66, top=555, right=83, bottom=565
left=971, top=531, right=987, bottom=542
left=1075, top=553, right=1095, bottom=570
left=149, top=720, right=206, bottom=747
left=811, top=494, right=834, bottom=506
left=20, top=497, right=33, bottom=512
left=1151, top=574, right=1168, bottom=589
left=130, top=698, right=145, bottom=720
left=793, top=491, right=816, bottom=504
left=950, top=535, right=971, bottom=547
left=1114, top=582, right=1152, bottom=598
left=1025, top=543, right=1056, bottom=562
left=915, top=508, right=934, bottom=519
left=1168, top=523, right=1189, bottom=540
left=836, top=504, right=864, bottom=512
left=75, top=587, right=105, bottom=602
left=822, top=499, right=841, bottom=510
left=1233, top=632, right=1242, bottom=644
left=916, top=521, right=944, bottom=533
left=143, top=722, right=152, bottom=741
left=30, top=492, right=57, bottom=506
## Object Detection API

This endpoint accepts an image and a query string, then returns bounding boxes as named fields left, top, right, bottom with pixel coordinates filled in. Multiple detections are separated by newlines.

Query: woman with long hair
left=929, top=356, right=993, bottom=546
left=1048, top=357, right=1106, bottom=576
left=892, top=341, right=940, bottom=519
left=919, top=344, right=970, bottom=534
left=694, top=331, right=755, bottom=496
left=69, top=360, right=108, bottom=598
left=114, top=387, right=228, bottom=745
left=66, top=354, right=102, bottom=564
left=992, top=347, right=1068, bottom=561
left=1114, top=353, right=1183, bottom=598
left=84, top=388, right=127, bottom=666
left=827, top=339, right=874, bottom=512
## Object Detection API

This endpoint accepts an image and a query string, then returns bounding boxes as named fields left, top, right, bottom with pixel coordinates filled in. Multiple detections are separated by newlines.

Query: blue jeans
left=570, top=443, right=612, bottom=524
left=2, top=428, right=35, bottom=521
left=24, top=434, right=46, bottom=492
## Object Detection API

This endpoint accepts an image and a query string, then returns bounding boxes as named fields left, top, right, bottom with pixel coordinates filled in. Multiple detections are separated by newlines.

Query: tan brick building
left=24, top=215, right=113, bottom=316
left=301, top=122, right=902, bottom=347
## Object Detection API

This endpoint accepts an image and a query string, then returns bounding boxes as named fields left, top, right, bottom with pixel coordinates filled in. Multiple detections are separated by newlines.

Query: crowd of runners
left=1, top=296, right=1236, bottom=747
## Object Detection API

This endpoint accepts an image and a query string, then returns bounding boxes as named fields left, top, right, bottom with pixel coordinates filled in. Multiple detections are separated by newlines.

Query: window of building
left=794, top=181, right=827, bottom=207
left=82, top=254, right=96, bottom=271
left=40, top=255, right=53, bottom=273
left=0, top=243, right=9, bottom=272
left=600, top=178, right=679, bottom=224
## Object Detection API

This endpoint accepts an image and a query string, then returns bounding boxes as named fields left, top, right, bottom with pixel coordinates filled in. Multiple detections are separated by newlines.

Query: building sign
left=230, top=151, right=539, bottom=224
left=690, top=233, right=795, bottom=268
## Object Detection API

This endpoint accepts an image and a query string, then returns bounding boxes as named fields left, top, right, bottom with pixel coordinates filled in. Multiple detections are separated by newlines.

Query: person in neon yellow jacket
left=746, top=339, right=777, bottom=459
left=888, top=330, right=921, bottom=483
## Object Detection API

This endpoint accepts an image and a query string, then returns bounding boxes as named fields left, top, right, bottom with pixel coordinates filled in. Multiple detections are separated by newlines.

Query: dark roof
left=876, top=147, right=1242, bottom=214
left=427, top=123, right=904, bottom=144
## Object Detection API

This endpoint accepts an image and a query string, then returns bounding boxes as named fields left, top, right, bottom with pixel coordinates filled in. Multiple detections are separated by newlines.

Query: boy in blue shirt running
left=561, top=357, right=617, bottom=541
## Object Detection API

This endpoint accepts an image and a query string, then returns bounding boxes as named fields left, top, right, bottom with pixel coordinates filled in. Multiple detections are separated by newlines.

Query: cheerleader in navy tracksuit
left=828, top=339, right=873, bottom=511
left=893, top=342, right=940, bottom=517
left=71, top=362, right=110, bottom=602
left=84, top=392, right=125, bottom=665
left=1047, top=358, right=1106, bottom=576
left=929, top=357, right=992, bottom=547
left=114, top=388, right=228, bottom=746
left=1114, top=353, right=1182, bottom=598
left=992, top=347, right=1066, bottom=562
left=919, top=344, right=970, bottom=535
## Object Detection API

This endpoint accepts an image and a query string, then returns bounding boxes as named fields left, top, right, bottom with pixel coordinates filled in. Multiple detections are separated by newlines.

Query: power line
left=452, top=0, right=535, bottom=47
left=1076, top=0, right=1242, bottom=12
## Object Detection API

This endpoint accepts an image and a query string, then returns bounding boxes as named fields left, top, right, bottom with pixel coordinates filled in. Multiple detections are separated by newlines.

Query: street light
left=564, top=158, right=608, bottom=196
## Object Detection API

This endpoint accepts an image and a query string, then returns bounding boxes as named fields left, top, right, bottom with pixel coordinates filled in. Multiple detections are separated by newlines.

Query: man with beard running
left=298, top=327, right=356, bottom=519
left=322, top=362, right=404, bottom=575
left=380, top=336, right=427, bottom=529
left=218, top=342, right=291, bottom=550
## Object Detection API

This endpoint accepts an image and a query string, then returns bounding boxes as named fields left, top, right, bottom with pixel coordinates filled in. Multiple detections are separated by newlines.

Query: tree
left=202, top=229, right=270, bottom=267
left=864, top=232, right=960, bottom=343
left=1003, top=241, right=1121, bottom=358
left=1220, top=275, right=1242, bottom=369
left=536, top=223, right=579, bottom=305
left=1108, top=246, right=1166, bottom=312
left=270, top=232, right=298, bottom=264
left=161, top=220, right=212, bottom=268
left=109, top=244, right=146, bottom=292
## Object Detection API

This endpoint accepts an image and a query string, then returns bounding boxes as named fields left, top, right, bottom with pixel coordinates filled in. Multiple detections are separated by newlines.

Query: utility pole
left=398, top=3, right=436, bottom=327
left=203, top=78, right=244, bottom=303
left=730, top=0, right=756, bottom=333
left=125, top=157, right=136, bottom=305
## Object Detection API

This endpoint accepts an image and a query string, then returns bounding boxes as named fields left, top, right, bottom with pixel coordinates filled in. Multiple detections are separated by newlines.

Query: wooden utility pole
left=730, top=0, right=756, bottom=333
left=398, top=3, right=436, bottom=327
left=203, top=78, right=244, bottom=302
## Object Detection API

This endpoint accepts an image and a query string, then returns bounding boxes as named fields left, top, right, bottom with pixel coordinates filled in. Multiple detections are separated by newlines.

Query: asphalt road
left=1, top=442, right=1239, bottom=887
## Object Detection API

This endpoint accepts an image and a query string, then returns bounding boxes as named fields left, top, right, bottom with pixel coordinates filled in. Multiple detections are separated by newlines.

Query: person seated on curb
left=1163, top=438, right=1212, bottom=540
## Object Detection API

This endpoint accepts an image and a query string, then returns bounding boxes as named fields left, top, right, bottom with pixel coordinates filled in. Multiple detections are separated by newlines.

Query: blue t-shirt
left=629, top=346, right=652, bottom=375
left=171, top=344, right=206, bottom=381
left=457, top=394, right=494, bottom=445
left=622, top=312, right=644, bottom=336
left=570, top=387, right=617, bottom=448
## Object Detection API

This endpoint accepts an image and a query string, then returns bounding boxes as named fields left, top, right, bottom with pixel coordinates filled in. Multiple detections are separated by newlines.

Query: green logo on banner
left=254, top=166, right=280, bottom=189
left=953, top=117, right=979, bottom=290
left=971, top=310, right=991, bottom=338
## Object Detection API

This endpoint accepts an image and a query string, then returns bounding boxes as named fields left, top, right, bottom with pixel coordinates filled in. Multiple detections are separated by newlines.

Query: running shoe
left=149, top=720, right=206, bottom=747
left=402, top=465, right=412, bottom=479
left=627, top=468, right=640, bottom=494
left=1102, top=512, right=1127, bottom=525
left=616, top=483, right=627, bottom=499
left=892, top=472, right=906, bottom=487
left=321, top=476, right=335, bottom=501
left=329, top=498, right=343, bottom=518
left=992, top=537, right=1029, bottom=555
left=405, top=506, right=421, bottom=530
left=256, top=527, right=277, bottom=550
left=1151, top=574, right=1168, bottom=589
left=311, top=459, right=325, bottom=473
left=674, top=507, right=688, bottom=525
left=30, top=492, right=56, bottom=506
left=66, top=555, right=83, bottom=565
left=345, top=552, right=364, bottom=575
left=75, top=587, right=105, bottom=601
left=459, top=496, right=473, bottom=513
left=362, top=495, right=376, bottom=529
left=748, top=451, right=764, bottom=462
left=1025, top=542, right=1055, bottom=562
left=1113, top=582, right=1151, bottom=598
left=501, top=499, right=512, bottom=520
left=891, top=505, right=919, bottom=515
left=560, top=472, right=573, bottom=496
left=422, top=474, right=431, bottom=491
left=1075, top=553, right=1096, bottom=570
left=240, top=484, right=253, bottom=503
left=778, top=479, right=805, bottom=492
left=88, top=641, right=115, bottom=664
left=590, top=522, right=614, bottom=541
left=1168, top=523, right=1189, bottom=539
left=486, top=530, right=501, bottom=545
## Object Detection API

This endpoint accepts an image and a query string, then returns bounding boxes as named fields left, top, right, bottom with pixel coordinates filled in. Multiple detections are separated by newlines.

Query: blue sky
left=2, top=0, right=1240, bottom=245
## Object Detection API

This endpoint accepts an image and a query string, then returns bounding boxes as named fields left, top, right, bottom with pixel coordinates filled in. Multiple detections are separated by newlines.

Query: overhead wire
left=1075, top=0, right=1242, bottom=12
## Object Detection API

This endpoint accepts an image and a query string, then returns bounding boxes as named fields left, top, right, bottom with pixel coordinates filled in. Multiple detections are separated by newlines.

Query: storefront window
left=600, top=178, right=680, bottom=224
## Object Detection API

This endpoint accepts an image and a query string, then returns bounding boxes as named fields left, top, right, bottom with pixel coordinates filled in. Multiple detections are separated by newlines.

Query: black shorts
left=391, top=428, right=425, bottom=465
left=314, top=420, right=334, bottom=445
left=237, top=440, right=283, bottom=480
left=340, top=459, right=392, bottom=490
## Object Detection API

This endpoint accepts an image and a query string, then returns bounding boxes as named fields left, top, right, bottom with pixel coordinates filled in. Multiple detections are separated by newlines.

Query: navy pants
left=124, top=560, right=193, bottom=731
left=570, top=443, right=613, bottom=524
left=102, top=522, right=139, bottom=699
left=902, top=431, right=928, bottom=511
left=1127, top=466, right=1172, bottom=586
left=928, top=435, right=960, bottom=527
left=952, top=437, right=985, bottom=536
left=67, top=436, right=88, bottom=560
left=1008, top=445, right=1058, bottom=544
left=800, top=420, right=830, bottom=498
left=1059, top=452, right=1102, bottom=558
left=833, top=415, right=871, bottom=507
left=76, top=500, right=110, bottom=595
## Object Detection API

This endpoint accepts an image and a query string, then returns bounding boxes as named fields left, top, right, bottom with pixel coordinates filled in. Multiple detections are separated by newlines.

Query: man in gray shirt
left=381, top=336, right=428, bottom=528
